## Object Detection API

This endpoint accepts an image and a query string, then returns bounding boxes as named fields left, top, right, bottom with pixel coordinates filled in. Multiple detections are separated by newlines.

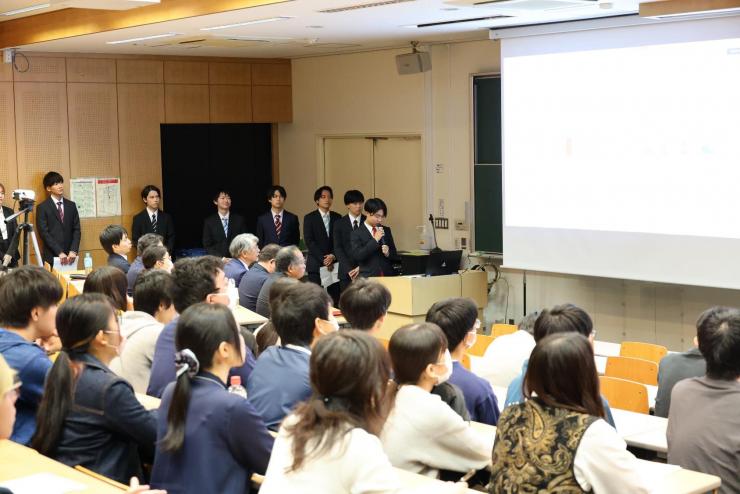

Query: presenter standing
left=350, top=198, right=398, bottom=278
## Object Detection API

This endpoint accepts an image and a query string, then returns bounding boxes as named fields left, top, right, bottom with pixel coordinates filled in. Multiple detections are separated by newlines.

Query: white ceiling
left=11, top=0, right=643, bottom=58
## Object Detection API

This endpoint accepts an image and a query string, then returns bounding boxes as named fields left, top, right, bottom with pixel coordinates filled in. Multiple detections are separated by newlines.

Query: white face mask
left=433, top=349, right=453, bottom=385
left=227, top=279, right=239, bottom=311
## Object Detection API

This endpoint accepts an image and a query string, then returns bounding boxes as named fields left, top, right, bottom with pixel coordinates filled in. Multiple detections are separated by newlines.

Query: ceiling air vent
left=417, top=14, right=511, bottom=26
left=318, top=0, right=415, bottom=14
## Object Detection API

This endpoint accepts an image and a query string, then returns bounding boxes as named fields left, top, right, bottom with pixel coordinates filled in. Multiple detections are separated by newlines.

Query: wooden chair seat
left=620, top=341, right=668, bottom=364
left=599, top=375, right=649, bottom=414
left=491, top=323, right=517, bottom=339
left=467, top=333, right=495, bottom=357
left=605, top=355, right=658, bottom=385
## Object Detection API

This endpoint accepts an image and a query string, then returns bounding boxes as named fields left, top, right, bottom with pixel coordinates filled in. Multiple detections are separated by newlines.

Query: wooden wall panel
left=165, top=84, right=209, bottom=123
left=209, top=62, right=251, bottom=85
left=164, top=61, right=209, bottom=84
left=68, top=83, right=119, bottom=178
left=80, top=217, right=122, bottom=251
left=117, top=60, right=164, bottom=84
left=252, top=63, right=290, bottom=85
left=210, top=85, right=252, bottom=123
left=67, top=58, right=116, bottom=83
left=0, top=64, right=12, bottom=82
left=12, top=57, right=66, bottom=83
left=118, top=83, right=164, bottom=216
left=252, top=85, right=292, bottom=122
left=0, top=83, right=18, bottom=194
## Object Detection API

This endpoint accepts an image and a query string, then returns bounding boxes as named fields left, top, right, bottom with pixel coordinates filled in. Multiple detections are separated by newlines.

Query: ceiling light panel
left=201, top=16, right=293, bottom=31
left=318, top=0, right=416, bottom=14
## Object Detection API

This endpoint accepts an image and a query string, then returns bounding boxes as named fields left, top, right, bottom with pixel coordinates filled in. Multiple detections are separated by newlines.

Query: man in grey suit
left=99, top=225, right=133, bottom=273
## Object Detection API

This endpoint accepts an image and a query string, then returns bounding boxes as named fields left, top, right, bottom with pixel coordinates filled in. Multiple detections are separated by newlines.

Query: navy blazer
left=107, top=253, right=130, bottom=274
left=202, top=212, right=248, bottom=258
left=36, top=197, right=81, bottom=266
left=350, top=223, right=399, bottom=278
left=0, top=205, right=19, bottom=266
left=223, top=258, right=248, bottom=286
left=255, top=210, right=300, bottom=248
left=303, top=209, right=342, bottom=274
left=333, top=214, right=365, bottom=285
left=132, top=209, right=175, bottom=254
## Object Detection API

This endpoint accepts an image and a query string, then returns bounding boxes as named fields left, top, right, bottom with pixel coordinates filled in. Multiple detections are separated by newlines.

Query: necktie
left=372, top=226, right=377, bottom=237
left=151, top=213, right=158, bottom=233
left=323, top=214, right=330, bottom=236
left=57, top=201, right=64, bottom=223
left=372, top=226, right=384, bottom=276
left=274, top=214, right=282, bottom=238
left=222, top=217, right=229, bottom=237
left=353, top=219, right=359, bottom=231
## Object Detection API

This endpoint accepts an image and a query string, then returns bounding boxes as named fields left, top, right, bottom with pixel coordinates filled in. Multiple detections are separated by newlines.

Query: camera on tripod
left=12, top=189, right=36, bottom=208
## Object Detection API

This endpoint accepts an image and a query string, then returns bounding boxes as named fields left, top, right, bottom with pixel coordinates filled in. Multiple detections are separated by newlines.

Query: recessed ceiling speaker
left=396, top=41, right=431, bottom=75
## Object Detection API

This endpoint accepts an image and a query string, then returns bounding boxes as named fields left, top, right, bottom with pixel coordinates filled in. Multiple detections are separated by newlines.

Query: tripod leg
left=27, top=227, right=43, bottom=267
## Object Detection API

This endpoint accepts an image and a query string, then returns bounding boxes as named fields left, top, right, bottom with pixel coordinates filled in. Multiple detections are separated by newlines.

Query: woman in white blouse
left=381, top=323, right=494, bottom=479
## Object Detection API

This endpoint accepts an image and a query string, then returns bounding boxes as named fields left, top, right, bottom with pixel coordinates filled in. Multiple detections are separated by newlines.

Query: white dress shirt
left=0, top=207, right=7, bottom=240
left=474, top=330, right=536, bottom=388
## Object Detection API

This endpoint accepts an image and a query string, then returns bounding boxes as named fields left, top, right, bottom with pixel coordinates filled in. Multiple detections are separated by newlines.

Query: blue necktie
left=222, top=217, right=228, bottom=237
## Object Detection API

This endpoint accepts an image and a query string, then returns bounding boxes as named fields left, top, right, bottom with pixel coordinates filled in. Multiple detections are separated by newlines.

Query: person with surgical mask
left=381, top=323, right=493, bottom=480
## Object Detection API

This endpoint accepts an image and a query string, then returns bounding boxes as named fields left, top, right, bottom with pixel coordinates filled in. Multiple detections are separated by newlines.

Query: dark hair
left=518, top=311, right=539, bottom=336
left=696, top=306, right=740, bottom=380
left=339, top=279, right=391, bottom=331
left=161, top=303, right=242, bottom=452
left=0, top=266, right=62, bottom=328
left=364, top=198, right=388, bottom=217
left=99, top=225, right=128, bottom=255
left=43, top=171, right=64, bottom=188
left=285, top=330, right=391, bottom=472
left=275, top=245, right=301, bottom=274
left=533, top=304, right=593, bottom=343
left=388, top=323, right=447, bottom=385
left=133, top=270, right=174, bottom=317
left=32, top=294, right=116, bottom=454
left=142, top=245, right=168, bottom=270
left=524, top=333, right=605, bottom=418
left=272, top=283, right=330, bottom=347
left=343, top=189, right=364, bottom=205
left=425, top=298, right=478, bottom=351
left=268, top=277, right=299, bottom=315
left=255, top=322, right=279, bottom=357
left=0, top=183, right=5, bottom=194
left=212, top=189, right=231, bottom=202
left=136, top=233, right=163, bottom=255
left=141, top=185, right=161, bottom=200
left=267, top=185, right=287, bottom=200
left=83, top=266, right=128, bottom=312
left=171, top=256, right=223, bottom=313
left=313, top=186, right=333, bottom=202
left=258, top=243, right=280, bottom=263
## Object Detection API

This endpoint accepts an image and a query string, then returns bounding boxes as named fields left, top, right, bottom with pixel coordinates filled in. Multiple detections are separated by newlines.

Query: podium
left=372, top=271, right=488, bottom=339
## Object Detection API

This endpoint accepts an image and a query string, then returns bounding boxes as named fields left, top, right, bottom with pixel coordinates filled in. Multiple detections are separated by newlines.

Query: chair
left=467, top=333, right=495, bottom=357
left=599, top=376, right=649, bottom=414
left=620, top=341, right=668, bottom=364
left=491, top=323, right=517, bottom=338
left=605, top=356, right=658, bottom=386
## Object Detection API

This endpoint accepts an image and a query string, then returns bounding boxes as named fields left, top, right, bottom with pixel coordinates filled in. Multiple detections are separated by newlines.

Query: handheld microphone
left=428, top=214, right=442, bottom=253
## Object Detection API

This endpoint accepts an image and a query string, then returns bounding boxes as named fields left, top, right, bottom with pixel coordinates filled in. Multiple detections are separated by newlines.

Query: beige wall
left=279, top=39, right=740, bottom=351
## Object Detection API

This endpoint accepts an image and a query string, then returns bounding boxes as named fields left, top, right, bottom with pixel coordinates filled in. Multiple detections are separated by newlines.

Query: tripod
left=4, top=200, right=42, bottom=268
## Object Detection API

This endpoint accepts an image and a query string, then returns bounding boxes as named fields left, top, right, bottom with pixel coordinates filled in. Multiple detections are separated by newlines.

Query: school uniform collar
left=283, top=344, right=311, bottom=356
left=193, top=370, right=227, bottom=389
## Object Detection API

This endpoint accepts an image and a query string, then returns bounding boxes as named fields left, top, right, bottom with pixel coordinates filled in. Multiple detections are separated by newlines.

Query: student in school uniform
left=32, top=294, right=157, bottom=484
left=100, top=225, right=133, bottom=274
left=84, top=266, right=129, bottom=312
left=131, top=185, right=175, bottom=254
left=141, top=245, right=173, bottom=273
left=151, top=303, right=274, bottom=494
left=36, top=171, right=81, bottom=268
left=202, top=190, right=248, bottom=258
left=350, top=198, right=399, bottom=278
left=490, top=333, right=652, bottom=493
left=333, top=189, right=365, bottom=292
left=338, top=278, right=391, bottom=334
left=255, top=185, right=300, bottom=248
left=127, top=233, right=163, bottom=295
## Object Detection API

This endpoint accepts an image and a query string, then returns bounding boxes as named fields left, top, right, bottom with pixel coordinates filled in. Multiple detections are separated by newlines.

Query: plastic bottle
left=83, top=252, right=93, bottom=274
left=228, top=375, right=247, bottom=399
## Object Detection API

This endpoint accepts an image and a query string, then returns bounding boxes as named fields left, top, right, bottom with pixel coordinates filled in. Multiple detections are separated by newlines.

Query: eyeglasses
left=372, top=213, right=385, bottom=219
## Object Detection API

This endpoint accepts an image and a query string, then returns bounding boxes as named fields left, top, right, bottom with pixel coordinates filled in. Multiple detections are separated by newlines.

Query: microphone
left=428, top=214, right=442, bottom=253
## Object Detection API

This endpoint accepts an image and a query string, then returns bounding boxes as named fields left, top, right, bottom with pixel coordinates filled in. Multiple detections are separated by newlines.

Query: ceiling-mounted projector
left=396, top=41, right=431, bottom=75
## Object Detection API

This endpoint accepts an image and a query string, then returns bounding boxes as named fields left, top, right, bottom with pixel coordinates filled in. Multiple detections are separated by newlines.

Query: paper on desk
left=52, top=256, right=80, bottom=273
left=0, top=472, right=87, bottom=494
left=320, top=263, right=339, bottom=287
left=634, top=459, right=680, bottom=489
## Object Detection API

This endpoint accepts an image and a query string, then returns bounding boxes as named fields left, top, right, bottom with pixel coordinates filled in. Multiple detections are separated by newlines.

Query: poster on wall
left=70, top=178, right=96, bottom=218
left=96, top=178, right=121, bottom=217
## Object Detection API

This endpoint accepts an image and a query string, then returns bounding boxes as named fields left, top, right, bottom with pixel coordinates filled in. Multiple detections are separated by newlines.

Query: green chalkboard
left=474, top=165, right=503, bottom=253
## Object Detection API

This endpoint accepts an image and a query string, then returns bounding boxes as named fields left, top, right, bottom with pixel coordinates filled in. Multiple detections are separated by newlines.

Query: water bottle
left=83, top=252, right=93, bottom=274
left=228, top=375, right=247, bottom=399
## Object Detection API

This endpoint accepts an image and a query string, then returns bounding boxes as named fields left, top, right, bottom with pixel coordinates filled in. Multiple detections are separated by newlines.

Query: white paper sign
left=96, top=177, right=121, bottom=217
left=69, top=178, right=96, bottom=218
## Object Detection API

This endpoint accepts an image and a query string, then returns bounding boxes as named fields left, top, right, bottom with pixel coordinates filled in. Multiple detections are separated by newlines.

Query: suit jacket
left=303, top=209, right=342, bottom=274
left=36, top=197, right=81, bottom=266
left=333, top=214, right=365, bottom=284
left=202, top=212, right=248, bottom=258
left=107, top=253, right=131, bottom=274
left=223, top=258, right=248, bottom=286
left=350, top=223, right=399, bottom=278
left=0, top=205, right=19, bottom=265
left=131, top=209, right=175, bottom=254
left=255, top=210, right=300, bottom=248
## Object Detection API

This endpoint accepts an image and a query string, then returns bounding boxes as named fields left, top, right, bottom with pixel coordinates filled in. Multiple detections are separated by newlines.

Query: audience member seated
left=0, top=354, right=20, bottom=441
left=426, top=298, right=500, bottom=425
left=476, top=311, right=537, bottom=389
left=100, top=224, right=133, bottom=274
left=223, top=233, right=260, bottom=286
left=148, top=256, right=255, bottom=398
left=247, top=283, right=338, bottom=430
left=127, top=233, right=163, bottom=295
left=255, top=245, right=306, bottom=318
left=32, top=294, right=156, bottom=484
left=252, top=277, right=298, bottom=358
left=238, top=243, right=279, bottom=312
left=84, top=266, right=129, bottom=312
left=141, top=244, right=172, bottom=273
left=381, top=323, right=493, bottom=478
left=338, top=278, right=391, bottom=334
left=654, top=335, right=706, bottom=418
left=504, top=304, right=616, bottom=428
left=110, top=271, right=176, bottom=393
left=151, top=303, right=273, bottom=493
left=667, top=306, right=740, bottom=494
left=0, top=266, right=62, bottom=444
left=490, top=333, right=651, bottom=493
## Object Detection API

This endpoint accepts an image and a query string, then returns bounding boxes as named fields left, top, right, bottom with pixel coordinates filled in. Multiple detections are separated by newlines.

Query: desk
left=0, top=440, right=124, bottom=493
left=636, top=459, right=721, bottom=494
left=594, top=340, right=621, bottom=357
left=234, top=305, right=268, bottom=327
left=394, top=467, right=481, bottom=493
left=135, top=393, right=161, bottom=411
left=612, top=408, right=668, bottom=453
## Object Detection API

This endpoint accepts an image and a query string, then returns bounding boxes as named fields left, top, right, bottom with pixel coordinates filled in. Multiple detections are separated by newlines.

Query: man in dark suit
left=0, top=183, right=19, bottom=268
left=202, top=190, right=248, bottom=258
left=99, top=224, right=132, bottom=273
left=255, top=185, right=300, bottom=248
left=351, top=197, right=399, bottom=278
left=333, top=189, right=365, bottom=292
left=131, top=185, right=175, bottom=254
left=36, top=171, right=81, bottom=268
left=303, top=186, right=342, bottom=303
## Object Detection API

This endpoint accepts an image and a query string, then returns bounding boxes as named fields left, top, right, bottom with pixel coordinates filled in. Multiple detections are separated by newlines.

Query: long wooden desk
left=393, top=467, right=481, bottom=493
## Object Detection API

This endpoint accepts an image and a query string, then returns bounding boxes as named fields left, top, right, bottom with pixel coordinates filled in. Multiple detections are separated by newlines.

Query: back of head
left=696, top=306, right=740, bottom=380
left=99, top=225, right=127, bottom=255
left=268, top=277, right=299, bottom=315
left=272, top=283, right=330, bottom=347
left=533, top=304, right=593, bottom=343
left=339, top=279, right=391, bottom=331
left=425, top=297, right=477, bottom=351
left=258, top=243, right=280, bottom=263
left=0, top=266, right=62, bottom=328
left=229, top=233, right=259, bottom=258
left=133, top=270, right=175, bottom=316
left=171, top=256, right=222, bottom=313
left=389, top=322, right=447, bottom=385
left=137, top=233, right=163, bottom=255
left=83, top=266, right=128, bottom=312
left=142, top=244, right=168, bottom=270
left=275, top=245, right=300, bottom=273
left=518, top=311, right=539, bottom=336
left=525, top=332, right=604, bottom=418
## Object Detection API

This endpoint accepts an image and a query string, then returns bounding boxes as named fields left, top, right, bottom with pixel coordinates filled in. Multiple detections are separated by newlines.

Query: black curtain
left=160, top=124, right=273, bottom=254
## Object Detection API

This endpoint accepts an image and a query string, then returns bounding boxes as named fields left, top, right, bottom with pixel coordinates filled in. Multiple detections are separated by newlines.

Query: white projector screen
left=501, top=17, right=740, bottom=289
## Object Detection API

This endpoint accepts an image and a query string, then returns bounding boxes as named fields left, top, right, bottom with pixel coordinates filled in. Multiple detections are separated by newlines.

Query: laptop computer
left=425, top=250, right=463, bottom=276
